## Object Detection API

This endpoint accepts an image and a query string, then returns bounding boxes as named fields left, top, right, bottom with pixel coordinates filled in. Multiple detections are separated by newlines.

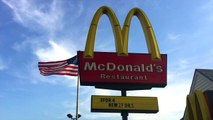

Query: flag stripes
left=38, top=56, right=78, bottom=76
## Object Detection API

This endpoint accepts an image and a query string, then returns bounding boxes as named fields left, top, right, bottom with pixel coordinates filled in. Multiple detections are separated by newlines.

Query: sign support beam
left=121, top=90, right=128, bottom=120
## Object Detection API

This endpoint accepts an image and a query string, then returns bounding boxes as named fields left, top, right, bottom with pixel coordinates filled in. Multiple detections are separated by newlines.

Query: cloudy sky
left=1, top=0, right=213, bottom=120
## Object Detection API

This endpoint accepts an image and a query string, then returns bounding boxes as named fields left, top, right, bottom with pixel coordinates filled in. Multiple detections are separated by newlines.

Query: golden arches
left=186, top=91, right=211, bottom=120
left=194, top=91, right=211, bottom=120
left=187, top=94, right=198, bottom=120
left=84, top=6, right=123, bottom=58
left=84, top=6, right=161, bottom=60
left=122, top=8, right=161, bottom=60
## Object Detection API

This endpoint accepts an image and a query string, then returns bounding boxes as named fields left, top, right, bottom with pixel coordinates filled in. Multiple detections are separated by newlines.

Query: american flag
left=38, top=55, right=78, bottom=76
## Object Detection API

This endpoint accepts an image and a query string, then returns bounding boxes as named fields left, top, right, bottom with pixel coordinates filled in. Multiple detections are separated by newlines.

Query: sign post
left=121, top=90, right=128, bottom=120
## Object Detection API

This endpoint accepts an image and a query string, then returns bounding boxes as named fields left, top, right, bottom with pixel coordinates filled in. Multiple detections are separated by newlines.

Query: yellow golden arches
left=84, top=6, right=123, bottom=58
left=186, top=94, right=198, bottom=120
left=186, top=91, right=211, bottom=120
left=122, top=8, right=161, bottom=60
left=84, top=6, right=161, bottom=60
left=194, top=91, right=211, bottom=120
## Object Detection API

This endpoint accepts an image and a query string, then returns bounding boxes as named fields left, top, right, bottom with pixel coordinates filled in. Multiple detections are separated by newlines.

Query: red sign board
left=78, top=51, right=167, bottom=90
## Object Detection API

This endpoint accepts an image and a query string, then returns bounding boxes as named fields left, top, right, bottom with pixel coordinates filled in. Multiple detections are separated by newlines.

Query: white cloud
left=35, top=40, right=76, bottom=61
left=2, top=0, right=64, bottom=33
left=178, top=59, right=189, bottom=70
left=167, top=33, right=182, bottom=41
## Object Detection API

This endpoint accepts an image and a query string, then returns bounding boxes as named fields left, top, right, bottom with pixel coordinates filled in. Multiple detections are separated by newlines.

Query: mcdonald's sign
left=78, top=6, right=167, bottom=90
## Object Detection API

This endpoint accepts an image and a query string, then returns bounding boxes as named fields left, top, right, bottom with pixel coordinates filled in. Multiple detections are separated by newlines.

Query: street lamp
left=67, top=114, right=81, bottom=120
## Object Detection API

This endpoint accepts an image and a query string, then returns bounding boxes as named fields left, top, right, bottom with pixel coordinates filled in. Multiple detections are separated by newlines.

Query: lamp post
left=67, top=114, right=81, bottom=120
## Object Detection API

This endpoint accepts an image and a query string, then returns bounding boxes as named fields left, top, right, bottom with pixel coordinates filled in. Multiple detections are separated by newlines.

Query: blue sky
left=1, top=0, right=213, bottom=120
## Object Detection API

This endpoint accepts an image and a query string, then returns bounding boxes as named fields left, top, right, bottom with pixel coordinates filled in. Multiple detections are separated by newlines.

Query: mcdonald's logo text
left=84, top=62, right=163, bottom=73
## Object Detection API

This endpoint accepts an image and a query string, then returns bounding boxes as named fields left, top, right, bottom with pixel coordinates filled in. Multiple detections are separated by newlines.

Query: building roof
left=196, top=69, right=213, bottom=82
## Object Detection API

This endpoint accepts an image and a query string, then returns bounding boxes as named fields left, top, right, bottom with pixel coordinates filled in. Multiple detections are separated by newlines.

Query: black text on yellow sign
left=91, top=95, right=159, bottom=113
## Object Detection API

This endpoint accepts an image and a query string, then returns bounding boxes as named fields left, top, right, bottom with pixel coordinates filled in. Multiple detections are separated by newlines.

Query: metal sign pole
left=121, top=90, right=128, bottom=120
left=76, top=75, right=80, bottom=120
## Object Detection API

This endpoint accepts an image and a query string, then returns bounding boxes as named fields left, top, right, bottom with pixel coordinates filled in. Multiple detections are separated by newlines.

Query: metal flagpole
left=75, top=75, right=80, bottom=120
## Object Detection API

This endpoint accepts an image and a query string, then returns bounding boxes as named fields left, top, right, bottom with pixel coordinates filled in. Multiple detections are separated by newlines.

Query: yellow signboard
left=91, top=95, right=158, bottom=113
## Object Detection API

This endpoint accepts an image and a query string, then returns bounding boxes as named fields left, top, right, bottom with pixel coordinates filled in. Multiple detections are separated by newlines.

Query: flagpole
left=76, top=75, right=80, bottom=120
